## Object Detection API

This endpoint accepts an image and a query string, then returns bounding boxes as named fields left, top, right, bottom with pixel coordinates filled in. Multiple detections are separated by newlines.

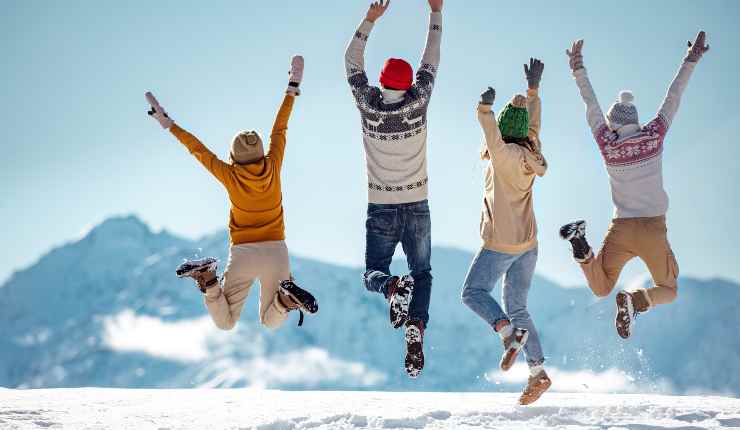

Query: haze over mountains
left=1, top=215, right=738, bottom=395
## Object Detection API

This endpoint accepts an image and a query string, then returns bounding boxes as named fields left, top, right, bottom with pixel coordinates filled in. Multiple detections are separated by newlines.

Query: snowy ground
left=0, top=389, right=738, bottom=430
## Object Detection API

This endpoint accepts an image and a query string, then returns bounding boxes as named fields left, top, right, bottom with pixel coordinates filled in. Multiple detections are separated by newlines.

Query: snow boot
left=175, top=257, right=219, bottom=293
left=404, top=319, right=425, bottom=378
left=615, top=289, right=651, bottom=339
left=278, top=279, right=319, bottom=327
left=388, top=275, right=414, bottom=329
left=559, top=220, right=593, bottom=263
left=500, top=327, right=529, bottom=371
left=519, top=369, right=552, bottom=405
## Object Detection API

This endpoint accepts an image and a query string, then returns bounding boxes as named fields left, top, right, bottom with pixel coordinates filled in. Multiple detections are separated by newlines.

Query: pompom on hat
left=607, top=90, right=639, bottom=130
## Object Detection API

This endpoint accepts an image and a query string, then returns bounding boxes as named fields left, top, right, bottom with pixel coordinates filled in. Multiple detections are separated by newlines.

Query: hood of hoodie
left=229, top=158, right=280, bottom=194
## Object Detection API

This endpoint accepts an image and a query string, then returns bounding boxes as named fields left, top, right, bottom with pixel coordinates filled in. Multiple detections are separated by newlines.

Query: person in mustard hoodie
left=461, top=59, right=550, bottom=405
left=145, top=56, right=318, bottom=329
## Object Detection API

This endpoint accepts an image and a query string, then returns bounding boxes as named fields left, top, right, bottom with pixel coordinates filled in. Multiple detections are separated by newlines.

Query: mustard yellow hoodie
left=170, top=94, right=295, bottom=245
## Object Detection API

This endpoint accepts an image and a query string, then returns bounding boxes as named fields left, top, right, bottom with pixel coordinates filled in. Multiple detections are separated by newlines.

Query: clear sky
left=2, top=0, right=739, bottom=287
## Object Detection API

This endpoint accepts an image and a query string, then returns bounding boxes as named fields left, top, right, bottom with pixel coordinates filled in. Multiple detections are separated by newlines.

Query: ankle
left=495, top=320, right=513, bottom=339
left=529, top=363, right=545, bottom=377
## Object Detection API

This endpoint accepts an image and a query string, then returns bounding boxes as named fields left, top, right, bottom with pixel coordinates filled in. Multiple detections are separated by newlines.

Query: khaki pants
left=204, top=240, right=291, bottom=330
left=580, top=216, right=680, bottom=306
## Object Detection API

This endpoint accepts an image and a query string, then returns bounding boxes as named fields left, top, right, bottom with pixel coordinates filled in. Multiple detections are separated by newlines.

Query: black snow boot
left=559, top=220, right=593, bottom=263
left=404, top=319, right=425, bottom=378
left=175, top=257, right=219, bottom=293
left=278, top=279, right=319, bottom=327
left=387, top=275, right=414, bottom=329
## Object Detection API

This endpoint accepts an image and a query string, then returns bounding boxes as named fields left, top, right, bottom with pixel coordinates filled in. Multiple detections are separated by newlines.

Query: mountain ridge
left=1, top=214, right=738, bottom=395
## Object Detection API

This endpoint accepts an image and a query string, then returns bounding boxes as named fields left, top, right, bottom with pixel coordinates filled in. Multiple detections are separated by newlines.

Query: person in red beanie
left=345, top=0, right=443, bottom=379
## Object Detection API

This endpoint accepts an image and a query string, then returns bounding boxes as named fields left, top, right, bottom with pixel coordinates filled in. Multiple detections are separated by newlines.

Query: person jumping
left=461, top=59, right=550, bottom=405
left=344, top=0, right=443, bottom=378
left=560, top=32, right=709, bottom=339
left=145, top=56, right=318, bottom=331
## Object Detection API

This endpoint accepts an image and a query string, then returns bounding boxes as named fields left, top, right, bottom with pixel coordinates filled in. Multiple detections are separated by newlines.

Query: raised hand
left=685, top=30, right=710, bottom=63
left=566, top=39, right=584, bottom=72
left=366, top=0, right=390, bottom=23
left=524, top=58, right=544, bottom=89
left=287, top=55, right=304, bottom=96
left=480, top=87, right=496, bottom=106
left=145, top=92, right=174, bottom=129
left=428, top=0, right=443, bottom=12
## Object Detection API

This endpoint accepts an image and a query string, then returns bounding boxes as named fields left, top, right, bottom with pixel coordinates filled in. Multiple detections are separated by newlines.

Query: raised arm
left=415, top=0, right=443, bottom=94
left=478, top=88, right=507, bottom=161
left=268, top=56, right=303, bottom=169
left=567, top=40, right=606, bottom=134
left=657, top=31, right=709, bottom=127
left=345, top=1, right=388, bottom=99
left=145, top=92, right=232, bottom=186
left=524, top=58, right=544, bottom=140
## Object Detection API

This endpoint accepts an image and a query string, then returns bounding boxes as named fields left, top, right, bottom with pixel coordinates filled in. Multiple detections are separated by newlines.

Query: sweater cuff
left=358, top=19, right=375, bottom=35
left=527, top=88, right=539, bottom=97
left=430, top=11, right=442, bottom=25
left=573, top=68, right=587, bottom=79
left=478, top=103, right=492, bottom=113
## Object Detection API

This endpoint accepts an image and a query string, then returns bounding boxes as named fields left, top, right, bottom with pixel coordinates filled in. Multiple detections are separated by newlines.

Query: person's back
left=145, top=56, right=318, bottom=333
left=344, top=0, right=443, bottom=379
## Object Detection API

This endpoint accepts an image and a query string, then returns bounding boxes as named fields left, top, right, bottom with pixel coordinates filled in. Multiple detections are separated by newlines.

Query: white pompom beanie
left=229, top=130, right=264, bottom=165
left=606, top=91, right=639, bottom=130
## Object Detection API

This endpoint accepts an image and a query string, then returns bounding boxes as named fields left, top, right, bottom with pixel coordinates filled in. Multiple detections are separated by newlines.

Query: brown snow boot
left=278, top=279, right=319, bottom=327
left=175, top=257, right=219, bottom=293
left=615, top=288, right=651, bottom=339
left=519, top=369, right=552, bottom=405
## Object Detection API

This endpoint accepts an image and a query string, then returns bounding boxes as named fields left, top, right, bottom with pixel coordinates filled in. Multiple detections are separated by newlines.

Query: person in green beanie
left=461, top=58, right=550, bottom=405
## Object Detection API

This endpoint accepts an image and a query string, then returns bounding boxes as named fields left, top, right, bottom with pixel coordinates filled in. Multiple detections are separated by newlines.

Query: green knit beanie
left=498, top=94, right=529, bottom=140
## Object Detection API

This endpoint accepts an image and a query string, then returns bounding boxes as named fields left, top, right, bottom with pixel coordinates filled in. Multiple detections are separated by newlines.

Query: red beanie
left=379, top=58, right=413, bottom=90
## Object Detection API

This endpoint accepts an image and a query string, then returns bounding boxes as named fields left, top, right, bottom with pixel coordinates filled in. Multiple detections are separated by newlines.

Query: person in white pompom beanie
left=559, top=32, right=710, bottom=340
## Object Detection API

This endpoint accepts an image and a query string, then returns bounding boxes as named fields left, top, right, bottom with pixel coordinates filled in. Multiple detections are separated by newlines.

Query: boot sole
left=500, top=330, right=529, bottom=371
left=390, top=278, right=414, bottom=329
left=404, top=326, right=424, bottom=378
left=615, top=291, right=631, bottom=339
left=559, top=220, right=586, bottom=241
left=175, top=259, right=218, bottom=278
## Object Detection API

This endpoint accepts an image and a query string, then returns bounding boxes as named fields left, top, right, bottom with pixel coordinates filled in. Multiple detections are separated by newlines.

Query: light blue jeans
left=461, top=247, right=544, bottom=366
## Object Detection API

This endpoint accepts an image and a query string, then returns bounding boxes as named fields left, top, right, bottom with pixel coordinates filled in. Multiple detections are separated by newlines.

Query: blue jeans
left=363, top=200, right=432, bottom=326
left=461, top=247, right=544, bottom=366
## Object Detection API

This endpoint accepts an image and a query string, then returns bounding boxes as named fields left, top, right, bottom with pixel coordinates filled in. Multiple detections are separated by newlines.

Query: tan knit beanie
left=230, top=131, right=264, bottom=165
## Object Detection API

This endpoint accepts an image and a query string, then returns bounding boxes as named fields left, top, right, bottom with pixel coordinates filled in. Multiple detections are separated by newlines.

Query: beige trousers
left=204, top=240, right=291, bottom=330
left=580, top=216, right=680, bottom=306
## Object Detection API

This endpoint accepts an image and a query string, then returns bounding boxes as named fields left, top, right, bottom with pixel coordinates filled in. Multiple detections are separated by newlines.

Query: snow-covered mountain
left=1, top=215, right=739, bottom=395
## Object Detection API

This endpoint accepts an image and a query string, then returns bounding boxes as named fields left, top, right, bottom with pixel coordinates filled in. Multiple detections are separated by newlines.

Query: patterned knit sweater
left=574, top=61, right=696, bottom=218
left=345, top=13, right=442, bottom=204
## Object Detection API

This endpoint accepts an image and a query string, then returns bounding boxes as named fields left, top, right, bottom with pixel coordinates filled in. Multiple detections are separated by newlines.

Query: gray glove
left=524, top=58, right=544, bottom=89
left=145, top=92, right=174, bottom=129
left=566, top=39, right=584, bottom=71
left=480, top=87, right=496, bottom=106
left=685, top=31, right=710, bottom=63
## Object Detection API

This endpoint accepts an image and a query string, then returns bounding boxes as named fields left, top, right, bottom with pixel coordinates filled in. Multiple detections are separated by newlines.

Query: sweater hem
left=230, top=232, right=286, bottom=246
left=482, top=239, right=538, bottom=255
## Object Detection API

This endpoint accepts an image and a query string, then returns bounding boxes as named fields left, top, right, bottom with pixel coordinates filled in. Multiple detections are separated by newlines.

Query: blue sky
left=2, top=0, right=739, bottom=287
